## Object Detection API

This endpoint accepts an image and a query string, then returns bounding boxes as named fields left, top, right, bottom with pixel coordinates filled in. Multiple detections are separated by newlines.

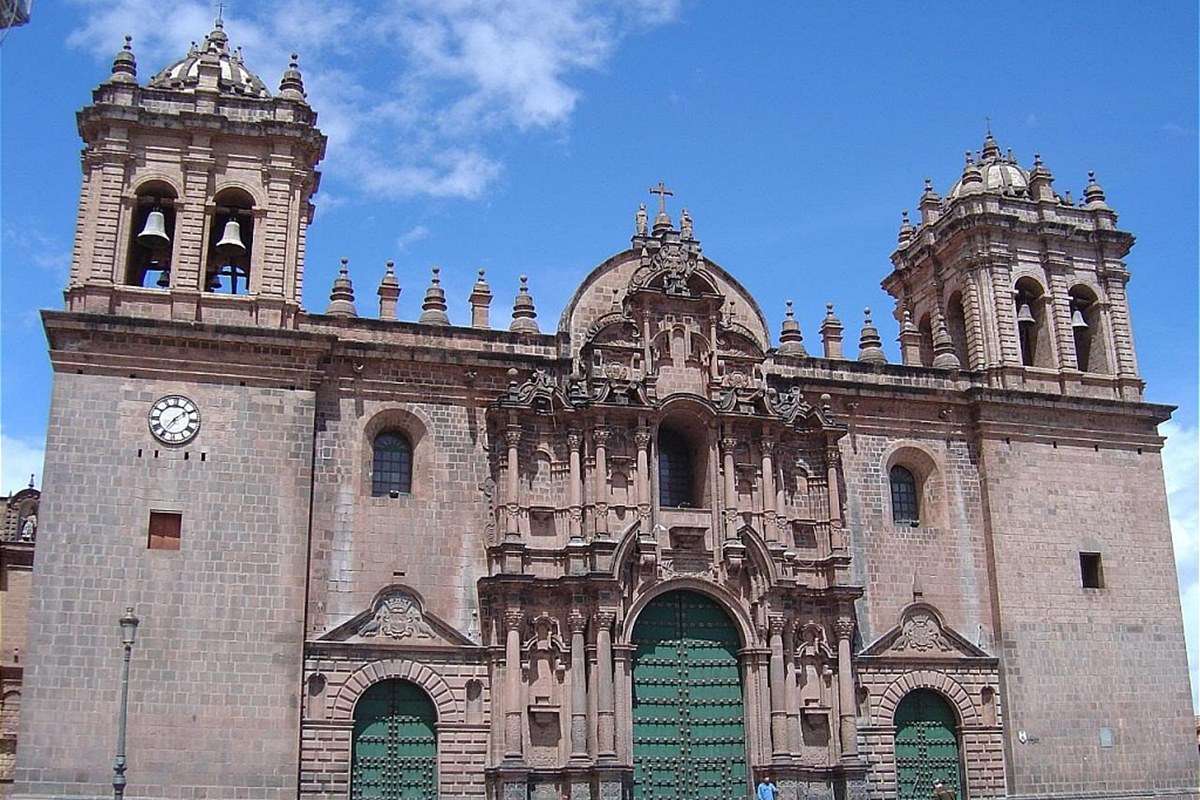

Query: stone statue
left=635, top=203, right=648, bottom=236
left=20, top=513, right=37, bottom=541
left=680, top=208, right=693, bottom=239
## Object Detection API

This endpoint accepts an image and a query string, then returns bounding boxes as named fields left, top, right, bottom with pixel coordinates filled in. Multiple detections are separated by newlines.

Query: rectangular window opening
left=1080, top=552, right=1104, bottom=589
left=148, top=511, right=182, bottom=551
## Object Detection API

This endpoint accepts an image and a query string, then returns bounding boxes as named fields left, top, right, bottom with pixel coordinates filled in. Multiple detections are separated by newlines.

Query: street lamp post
left=113, top=607, right=139, bottom=800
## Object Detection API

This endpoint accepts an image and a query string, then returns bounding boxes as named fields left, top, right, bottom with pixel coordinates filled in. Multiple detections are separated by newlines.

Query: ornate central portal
left=631, top=590, right=748, bottom=800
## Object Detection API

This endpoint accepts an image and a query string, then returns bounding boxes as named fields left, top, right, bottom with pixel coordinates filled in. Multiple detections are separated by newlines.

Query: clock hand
left=161, top=408, right=185, bottom=431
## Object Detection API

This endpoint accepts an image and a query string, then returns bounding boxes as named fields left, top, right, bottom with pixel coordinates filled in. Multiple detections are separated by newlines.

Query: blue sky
left=1, top=2, right=1196, bottom=705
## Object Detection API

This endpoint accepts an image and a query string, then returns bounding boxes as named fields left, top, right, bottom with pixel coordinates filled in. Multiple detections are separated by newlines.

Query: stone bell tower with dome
left=65, top=19, right=325, bottom=328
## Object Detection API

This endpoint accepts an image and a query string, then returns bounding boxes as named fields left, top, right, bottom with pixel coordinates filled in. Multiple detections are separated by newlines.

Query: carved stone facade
left=0, top=483, right=39, bottom=796
left=10, top=22, right=1198, bottom=800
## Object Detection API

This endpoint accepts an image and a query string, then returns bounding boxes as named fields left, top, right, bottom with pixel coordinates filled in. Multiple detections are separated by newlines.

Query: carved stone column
left=825, top=443, right=844, bottom=549
left=593, top=427, right=610, bottom=538
left=504, top=609, right=525, bottom=760
left=568, top=611, right=589, bottom=760
left=768, top=615, right=789, bottom=760
left=595, top=611, right=617, bottom=759
left=721, top=435, right=739, bottom=539
left=834, top=615, right=858, bottom=760
left=783, top=621, right=800, bottom=753
left=504, top=425, right=522, bottom=540
left=761, top=439, right=777, bottom=541
left=567, top=430, right=583, bottom=542
left=634, top=426, right=652, bottom=521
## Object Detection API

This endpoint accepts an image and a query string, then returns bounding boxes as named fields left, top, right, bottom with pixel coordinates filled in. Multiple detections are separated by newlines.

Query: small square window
left=148, top=511, right=182, bottom=551
left=1079, top=552, right=1104, bottom=589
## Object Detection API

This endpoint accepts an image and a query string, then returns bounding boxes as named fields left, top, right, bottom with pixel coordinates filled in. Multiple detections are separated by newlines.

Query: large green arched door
left=352, top=679, right=438, bottom=800
left=631, top=590, right=747, bottom=800
left=895, top=689, right=962, bottom=800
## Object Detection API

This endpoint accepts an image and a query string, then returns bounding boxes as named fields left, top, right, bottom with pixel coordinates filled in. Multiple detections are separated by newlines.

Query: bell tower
left=883, top=131, right=1142, bottom=400
left=66, top=22, right=326, bottom=328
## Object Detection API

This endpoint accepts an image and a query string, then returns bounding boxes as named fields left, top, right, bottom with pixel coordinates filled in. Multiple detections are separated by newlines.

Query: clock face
left=148, top=395, right=200, bottom=445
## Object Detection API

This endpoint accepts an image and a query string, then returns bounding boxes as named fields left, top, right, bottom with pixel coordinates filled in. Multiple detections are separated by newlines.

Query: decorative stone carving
left=893, top=609, right=953, bottom=653
left=359, top=590, right=435, bottom=640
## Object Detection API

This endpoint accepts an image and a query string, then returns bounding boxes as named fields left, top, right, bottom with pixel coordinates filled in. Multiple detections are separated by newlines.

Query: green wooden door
left=631, top=590, right=747, bottom=800
left=352, top=679, right=438, bottom=800
left=895, top=689, right=962, bottom=800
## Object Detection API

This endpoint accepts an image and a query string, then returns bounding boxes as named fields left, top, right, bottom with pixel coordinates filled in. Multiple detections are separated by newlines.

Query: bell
left=1016, top=302, right=1035, bottom=326
left=1071, top=308, right=1088, bottom=329
left=215, top=217, right=247, bottom=256
left=136, top=208, right=170, bottom=249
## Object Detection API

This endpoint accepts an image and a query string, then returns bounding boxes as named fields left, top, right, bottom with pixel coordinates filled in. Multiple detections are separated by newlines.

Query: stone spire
left=898, top=309, right=924, bottom=366
left=857, top=307, right=887, bottom=364
left=377, top=260, right=400, bottom=320
left=109, top=35, right=137, bottom=83
left=1084, top=171, right=1110, bottom=209
left=418, top=266, right=449, bottom=325
left=931, top=314, right=960, bottom=370
left=1028, top=152, right=1056, bottom=202
left=980, top=129, right=1001, bottom=161
left=777, top=301, right=807, bottom=357
left=897, top=210, right=915, bottom=247
left=918, top=178, right=942, bottom=225
left=510, top=275, right=540, bottom=334
left=278, top=52, right=307, bottom=102
left=958, top=151, right=984, bottom=195
left=819, top=303, right=845, bottom=360
left=326, top=258, right=357, bottom=317
left=468, top=269, right=493, bottom=329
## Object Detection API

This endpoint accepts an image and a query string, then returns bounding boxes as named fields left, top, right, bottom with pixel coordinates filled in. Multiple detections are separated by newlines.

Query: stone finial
left=1084, top=170, right=1109, bottom=209
left=278, top=52, right=307, bottom=102
left=468, top=269, right=493, bottom=329
left=857, top=307, right=887, bottom=364
left=377, top=260, right=400, bottom=320
left=897, top=210, right=915, bottom=247
left=649, top=180, right=674, bottom=234
left=959, top=151, right=983, bottom=195
left=1061, top=189, right=1074, bottom=207
left=418, top=266, right=450, bottom=325
left=912, top=569, right=924, bottom=600
left=980, top=129, right=1001, bottom=161
left=1028, top=152, right=1056, bottom=202
left=777, top=301, right=807, bottom=357
left=510, top=275, right=540, bottom=334
left=326, top=258, right=357, bottom=317
left=931, top=314, right=961, bottom=370
left=898, top=309, right=924, bottom=366
left=919, top=178, right=942, bottom=225
left=819, top=303, right=844, bottom=360
left=109, top=35, right=137, bottom=83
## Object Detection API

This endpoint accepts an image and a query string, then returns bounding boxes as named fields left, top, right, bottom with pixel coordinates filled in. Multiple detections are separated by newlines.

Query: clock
left=148, top=395, right=201, bottom=445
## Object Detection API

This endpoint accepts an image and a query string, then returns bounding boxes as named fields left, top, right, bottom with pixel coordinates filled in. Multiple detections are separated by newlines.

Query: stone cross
left=648, top=181, right=674, bottom=215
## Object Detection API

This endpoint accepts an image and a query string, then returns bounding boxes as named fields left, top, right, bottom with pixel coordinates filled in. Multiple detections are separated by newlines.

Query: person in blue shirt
left=755, top=773, right=779, bottom=800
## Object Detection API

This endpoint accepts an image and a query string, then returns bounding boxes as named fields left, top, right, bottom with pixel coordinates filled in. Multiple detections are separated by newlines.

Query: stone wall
left=13, top=371, right=315, bottom=800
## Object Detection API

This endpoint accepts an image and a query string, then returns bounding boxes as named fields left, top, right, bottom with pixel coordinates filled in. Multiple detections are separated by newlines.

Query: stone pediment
left=859, top=602, right=991, bottom=660
left=319, top=585, right=475, bottom=647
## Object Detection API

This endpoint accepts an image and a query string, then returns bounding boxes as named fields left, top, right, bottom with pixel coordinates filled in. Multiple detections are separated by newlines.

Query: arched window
left=352, top=679, right=437, bottom=799
left=371, top=432, right=413, bottom=497
left=1014, top=278, right=1054, bottom=368
left=658, top=428, right=695, bottom=508
left=1069, top=285, right=1109, bottom=374
left=889, top=465, right=919, bottom=526
left=125, top=181, right=177, bottom=288
left=205, top=187, right=255, bottom=294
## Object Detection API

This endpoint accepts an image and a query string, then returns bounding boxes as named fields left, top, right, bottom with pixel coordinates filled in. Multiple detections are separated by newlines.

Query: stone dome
left=147, top=19, right=269, bottom=98
left=948, top=132, right=1029, bottom=199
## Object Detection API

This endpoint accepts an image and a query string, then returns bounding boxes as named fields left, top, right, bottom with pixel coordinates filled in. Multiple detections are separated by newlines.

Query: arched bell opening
left=893, top=688, right=965, bottom=800
left=125, top=180, right=178, bottom=288
left=1014, top=277, right=1054, bottom=368
left=351, top=678, right=438, bottom=799
left=946, top=290, right=970, bottom=368
left=205, top=187, right=255, bottom=294
left=1068, top=284, right=1109, bottom=374
left=629, top=589, right=749, bottom=800
left=916, top=312, right=934, bottom=367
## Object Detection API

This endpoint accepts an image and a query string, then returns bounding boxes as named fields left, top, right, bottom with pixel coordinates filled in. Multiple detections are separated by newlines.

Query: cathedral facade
left=11, top=23, right=1198, bottom=800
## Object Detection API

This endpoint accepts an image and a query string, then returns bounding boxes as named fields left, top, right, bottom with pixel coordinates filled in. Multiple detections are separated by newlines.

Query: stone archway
left=630, top=589, right=748, bottom=800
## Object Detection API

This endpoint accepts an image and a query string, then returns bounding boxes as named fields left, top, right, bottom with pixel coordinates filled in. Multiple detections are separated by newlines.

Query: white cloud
left=3, top=223, right=71, bottom=279
left=67, top=0, right=681, bottom=201
left=0, top=429, right=44, bottom=495
left=396, top=225, right=431, bottom=251
left=1160, top=420, right=1199, bottom=710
